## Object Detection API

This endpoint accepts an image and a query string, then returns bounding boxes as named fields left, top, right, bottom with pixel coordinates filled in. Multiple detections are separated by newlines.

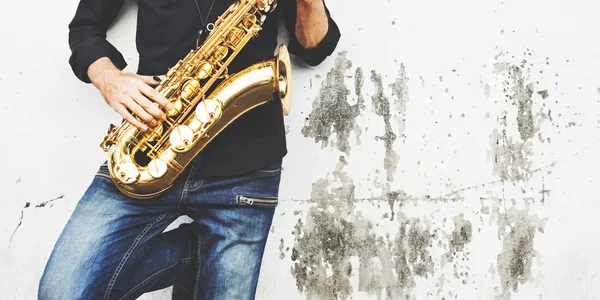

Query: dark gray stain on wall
left=301, top=52, right=365, bottom=156
left=390, top=64, right=410, bottom=140
left=290, top=156, right=361, bottom=300
left=490, top=124, right=534, bottom=182
left=487, top=53, right=550, bottom=298
left=496, top=207, right=546, bottom=299
left=511, top=66, right=535, bottom=141
left=489, top=60, right=549, bottom=182
left=371, top=71, right=400, bottom=182
left=449, top=214, right=473, bottom=254
left=295, top=47, right=553, bottom=299
left=290, top=156, right=436, bottom=300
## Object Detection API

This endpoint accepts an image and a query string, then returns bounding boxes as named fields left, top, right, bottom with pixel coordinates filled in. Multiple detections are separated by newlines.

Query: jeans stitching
left=103, top=212, right=169, bottom=300
left=117, top=257, right=193, bottom=300
left=193, top=233, right=202, bottom=299
left=177, top=160, right=197, bottom=209
left=186, top=177, right=205, bottom=192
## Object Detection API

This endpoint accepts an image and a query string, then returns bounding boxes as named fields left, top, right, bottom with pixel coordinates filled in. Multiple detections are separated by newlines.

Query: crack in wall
left=9, top=195, right=65, bottom=247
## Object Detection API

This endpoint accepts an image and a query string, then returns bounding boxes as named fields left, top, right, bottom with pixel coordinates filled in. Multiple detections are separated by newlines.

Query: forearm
left=295, top=0, right=329, bottom=49
left=87, top=57, right=120, bottom=89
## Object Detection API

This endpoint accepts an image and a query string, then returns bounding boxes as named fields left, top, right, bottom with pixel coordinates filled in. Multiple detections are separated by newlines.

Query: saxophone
left=99, top=0, right=292, bottom=199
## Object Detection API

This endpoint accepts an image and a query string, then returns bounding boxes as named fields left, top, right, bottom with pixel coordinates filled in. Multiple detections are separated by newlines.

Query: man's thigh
left=38, top=171, right=193, bottom=300
left=184, top=159, right=283, bottom=300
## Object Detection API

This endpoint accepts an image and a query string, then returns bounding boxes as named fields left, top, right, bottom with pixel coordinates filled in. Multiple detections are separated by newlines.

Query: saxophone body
left=99, top=0, right=292, bottom=199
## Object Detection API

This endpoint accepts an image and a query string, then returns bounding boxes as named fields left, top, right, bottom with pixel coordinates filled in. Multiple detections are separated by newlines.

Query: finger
left=150, top=75, right=166, bottom=82
left=123, top=96, right=157, bottom=126
left=130, top=92, right=165, bottom=121
left=139, top=75, right=161, bottom=85
left=139, top=82, right=172, bottom=110
left=114, top=104, right=148, bottom=131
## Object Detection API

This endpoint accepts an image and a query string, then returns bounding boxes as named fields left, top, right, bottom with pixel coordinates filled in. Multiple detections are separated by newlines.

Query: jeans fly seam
left=118, top=256, right=193, bottom=300
left=103, top=212, right=169, bottom=300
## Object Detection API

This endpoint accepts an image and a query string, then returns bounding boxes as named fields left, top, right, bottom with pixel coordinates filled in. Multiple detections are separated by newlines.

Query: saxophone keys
left=147, top=124, right=164, bottom=142
left=113, top=162, right=140, bottom=184
left=169, top=125, right=195, bottom=152
left=212, top=45, right=229, bottom=61
left=243, top=14, right=257, bottom=28
left=195, top=62, right=213, bottom=80
left=167, top=99, right=183, bottom=117
left=256, top=0, right=269, bottom=12
left=148, top=158, right=168, bottom=179
left=181, top=79, right=201, bottom=102
left=195, top=99, right=223, bottom=125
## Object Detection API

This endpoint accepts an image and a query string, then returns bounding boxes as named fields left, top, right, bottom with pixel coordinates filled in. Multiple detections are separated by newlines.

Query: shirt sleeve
left=68, top=0, right=127, bottom=83
left=281, top=1, right=341, bottom=66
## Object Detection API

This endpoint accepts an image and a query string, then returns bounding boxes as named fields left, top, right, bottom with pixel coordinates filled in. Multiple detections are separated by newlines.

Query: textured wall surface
left=2, top=0, right=600, bottom=299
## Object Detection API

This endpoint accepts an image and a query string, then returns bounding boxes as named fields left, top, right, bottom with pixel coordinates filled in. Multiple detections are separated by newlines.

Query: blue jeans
left=38, top=156, right=282, bottom=300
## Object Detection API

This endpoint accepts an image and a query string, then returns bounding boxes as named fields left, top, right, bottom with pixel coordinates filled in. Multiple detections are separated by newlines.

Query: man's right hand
left=87, top=57, right=173, bottom=131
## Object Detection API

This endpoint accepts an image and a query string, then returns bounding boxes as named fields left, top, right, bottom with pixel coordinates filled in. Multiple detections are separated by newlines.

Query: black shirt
left=68, top=0, right=341, bottom=177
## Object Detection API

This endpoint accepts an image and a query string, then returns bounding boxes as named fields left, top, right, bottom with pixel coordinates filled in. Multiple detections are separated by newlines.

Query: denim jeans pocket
left=235, top=194, right=278, bottom=207
left=231, top=159, right=283, bottom=207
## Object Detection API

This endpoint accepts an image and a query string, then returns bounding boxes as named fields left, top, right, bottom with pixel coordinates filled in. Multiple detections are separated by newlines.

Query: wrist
left=88, top=57, right=119, bottom=89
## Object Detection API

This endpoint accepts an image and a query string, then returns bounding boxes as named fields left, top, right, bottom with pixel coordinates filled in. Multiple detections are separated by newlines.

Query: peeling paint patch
left=371, top=71, right=399, bottom=182
left=279, top=238, right=286, bottom=259
left=386, top=190, right=406, bottom=221
left=400, top=218, right=435, bottom=278
left=441, top=214, right=473, bottom=273
left=484, top=83, right=491, bottom=98
left=302, top=52, right=365, bottom=155
left=390, top=64, right=410, bottom=140
left=511, top=67, right=535, bottom=141
left=291, top=157, right=434, bottom=300
left=490, top=126, right=534, bottom=181
left=496, top=207, right=546, bottom=299
left=449, top=214, right=473, bottom=253
left=490, top=60, right=549, bottom=182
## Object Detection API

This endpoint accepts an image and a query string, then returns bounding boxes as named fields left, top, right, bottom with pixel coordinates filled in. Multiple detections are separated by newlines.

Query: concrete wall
left=2, top=0, right=600, bottom=299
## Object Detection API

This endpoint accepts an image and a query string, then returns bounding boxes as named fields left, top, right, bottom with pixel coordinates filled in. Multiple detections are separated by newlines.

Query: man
left=38, top=0, right=340, bottom=299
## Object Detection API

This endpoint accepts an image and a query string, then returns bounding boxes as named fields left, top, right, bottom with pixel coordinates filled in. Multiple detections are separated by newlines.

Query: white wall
left=2, top=0, right=600, bottom=299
